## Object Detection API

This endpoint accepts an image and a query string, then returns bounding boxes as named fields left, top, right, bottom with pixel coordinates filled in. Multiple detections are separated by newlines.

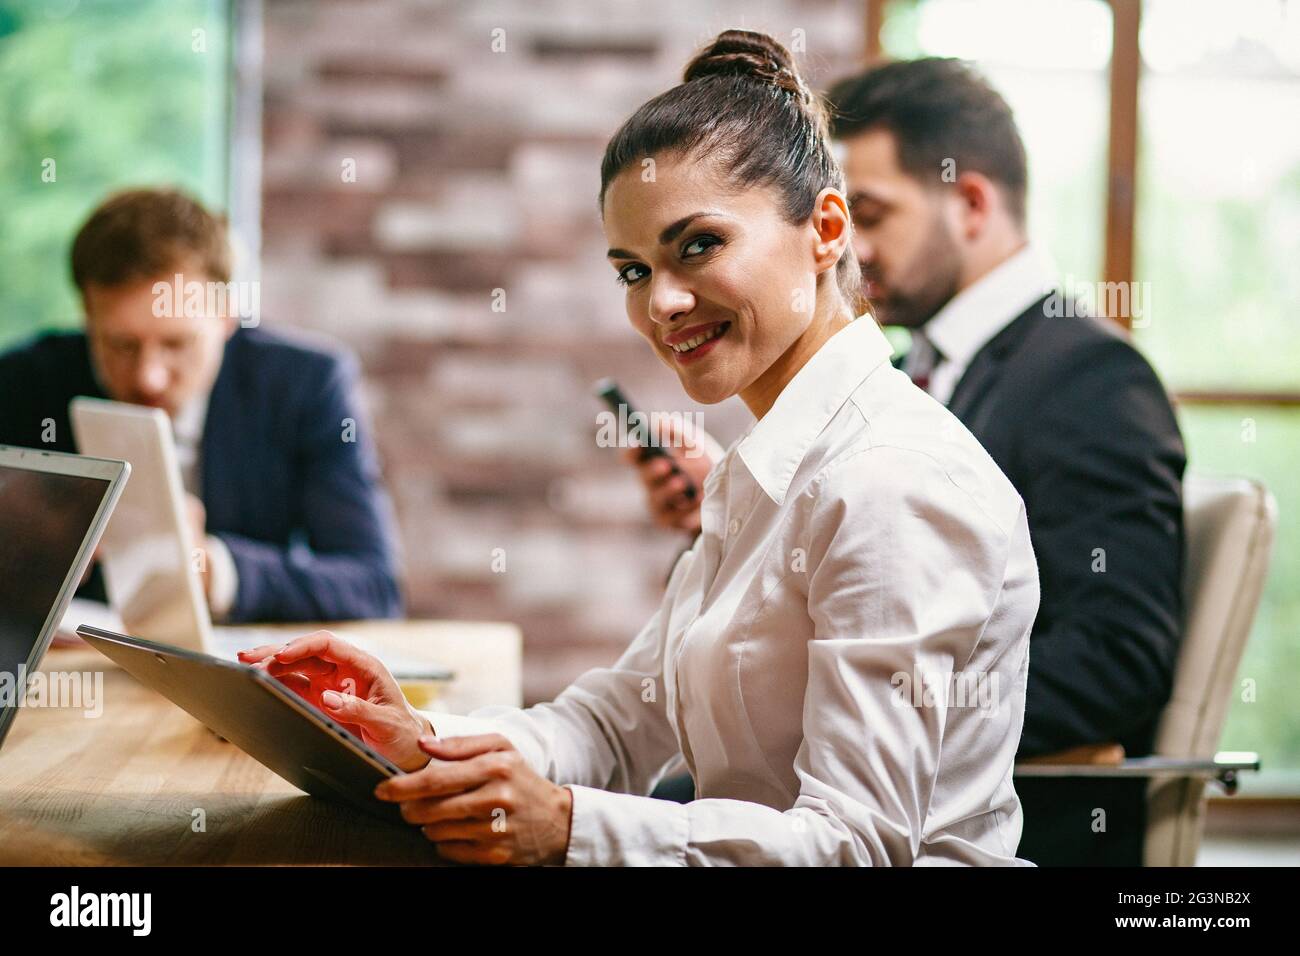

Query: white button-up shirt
left=169, top=390, right=239, bottom=621
left=427, top=315, right=1039, bottom=866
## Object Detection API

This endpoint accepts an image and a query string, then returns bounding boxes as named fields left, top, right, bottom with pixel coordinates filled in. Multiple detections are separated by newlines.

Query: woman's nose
left=647, top=274, right=695, bottom=326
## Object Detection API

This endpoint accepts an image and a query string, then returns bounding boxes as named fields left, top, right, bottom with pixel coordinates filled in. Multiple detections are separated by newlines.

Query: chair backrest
left=1145, top=473, right=1276, bottom=865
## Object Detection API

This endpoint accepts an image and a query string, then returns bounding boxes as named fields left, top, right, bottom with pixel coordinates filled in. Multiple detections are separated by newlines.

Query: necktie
left=908, top=331, right=943, bottom=394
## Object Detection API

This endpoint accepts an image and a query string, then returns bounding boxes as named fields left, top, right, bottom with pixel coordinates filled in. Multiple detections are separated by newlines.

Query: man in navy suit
left=0, top=188, right=403, bottom=623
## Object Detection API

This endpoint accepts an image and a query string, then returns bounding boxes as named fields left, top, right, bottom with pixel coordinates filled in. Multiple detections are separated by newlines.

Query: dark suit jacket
left=940, top=294, right=1186, bottom=866
left=0, top=328, right=404, bottom=623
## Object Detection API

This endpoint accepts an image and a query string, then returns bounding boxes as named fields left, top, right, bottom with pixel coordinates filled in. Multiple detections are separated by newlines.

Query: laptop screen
left=0, top=463, right=111, bottom=740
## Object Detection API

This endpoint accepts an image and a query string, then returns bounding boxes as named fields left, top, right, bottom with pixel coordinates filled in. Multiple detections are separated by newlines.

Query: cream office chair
left=1016, top=473, right=1277, bottom=866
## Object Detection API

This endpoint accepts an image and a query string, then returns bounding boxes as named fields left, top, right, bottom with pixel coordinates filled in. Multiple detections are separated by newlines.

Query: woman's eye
left=682, top=235, right=720, bottom=257
left=616, top=263, right=648, bottom=286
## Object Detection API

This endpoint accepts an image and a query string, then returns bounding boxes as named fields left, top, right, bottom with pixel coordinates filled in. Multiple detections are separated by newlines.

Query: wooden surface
left=0, top=620, right=521, bottom=865
left=1103, top=0, right=1142, bottom=323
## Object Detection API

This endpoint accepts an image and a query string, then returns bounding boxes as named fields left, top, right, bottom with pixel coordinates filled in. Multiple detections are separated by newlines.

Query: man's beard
left=864, top=215, right=963, bottom=330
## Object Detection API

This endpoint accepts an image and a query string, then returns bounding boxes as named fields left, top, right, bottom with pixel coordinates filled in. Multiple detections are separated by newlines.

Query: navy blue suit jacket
left=0, top=328, right=404, bottom=623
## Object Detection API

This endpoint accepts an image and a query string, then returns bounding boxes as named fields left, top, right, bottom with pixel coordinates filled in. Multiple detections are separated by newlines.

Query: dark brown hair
left=828, top=58, right=1028, bottom=225
left=599, top=29, right=864, bottom=314
left=70, top=187, right=232, bottom=293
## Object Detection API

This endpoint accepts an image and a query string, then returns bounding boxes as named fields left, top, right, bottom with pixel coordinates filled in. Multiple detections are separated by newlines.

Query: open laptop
left=69, top=397, right=450, bottom=680
left=0, top=445, right=129, bottom=750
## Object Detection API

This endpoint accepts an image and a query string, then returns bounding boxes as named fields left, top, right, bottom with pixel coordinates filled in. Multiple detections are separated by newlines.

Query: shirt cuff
left=205, top=534, right=239, bottom=622
left=563, top=785, right=689, bottom=867
left=419, top=710, right=504, bottom=740
left=416, top=708, right=551, bottom=776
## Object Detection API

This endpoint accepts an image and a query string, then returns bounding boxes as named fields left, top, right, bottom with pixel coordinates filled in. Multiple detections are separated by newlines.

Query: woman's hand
left=375, top=733, right=574, bottom=866
left=237, top=630, right=433, bottom=772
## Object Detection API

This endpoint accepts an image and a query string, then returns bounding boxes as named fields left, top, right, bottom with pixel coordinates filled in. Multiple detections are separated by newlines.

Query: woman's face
left=602, top=152, right=832, bottom=410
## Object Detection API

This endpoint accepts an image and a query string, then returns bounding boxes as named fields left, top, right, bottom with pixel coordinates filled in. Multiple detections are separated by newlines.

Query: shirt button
left=727, top=517, right=741, bottom=536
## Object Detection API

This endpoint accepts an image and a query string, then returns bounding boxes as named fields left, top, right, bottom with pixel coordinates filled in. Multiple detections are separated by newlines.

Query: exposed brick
left=263, top=0, right=861, bottom=702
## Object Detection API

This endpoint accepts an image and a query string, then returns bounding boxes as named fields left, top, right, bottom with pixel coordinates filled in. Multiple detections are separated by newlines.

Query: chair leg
left=1145, top=777, right=1208, bottom=866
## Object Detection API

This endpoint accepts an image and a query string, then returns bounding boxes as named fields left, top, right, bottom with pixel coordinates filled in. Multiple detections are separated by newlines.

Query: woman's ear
left=810, top=187, right=852, bottom=276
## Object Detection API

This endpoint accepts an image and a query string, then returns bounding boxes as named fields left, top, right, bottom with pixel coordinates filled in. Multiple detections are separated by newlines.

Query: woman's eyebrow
left=606, top=210, right=727, bottom=259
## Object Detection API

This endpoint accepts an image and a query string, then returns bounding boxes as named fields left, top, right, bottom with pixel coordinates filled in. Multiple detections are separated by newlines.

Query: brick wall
left=259, top=0, right=864, bottom=703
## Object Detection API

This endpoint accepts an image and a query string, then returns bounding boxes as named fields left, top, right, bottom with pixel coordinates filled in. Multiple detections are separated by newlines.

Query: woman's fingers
left=399, top=790, right=492, bottom=826
left=272, top=630, right=379, bottom=672
left=273, top=672, right=313, bottom=695
left=270, top=630, right=343, bottom=661
left=237, top=643, right=285, bottom=663
left=418, top=733, right=512, bottom=760
left=375, top=750, right=509, bottom=802
left=417, top=817, right=495, bottom=841
left=265, top=656, right=336, bottom=678
left=432, top=840, right=509, bottom=866
left=319, top=690, right=389, bottom=730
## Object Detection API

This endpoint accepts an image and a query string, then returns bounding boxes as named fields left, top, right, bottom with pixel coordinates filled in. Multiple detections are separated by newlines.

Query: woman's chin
left=677, top=372, right=735, bottom=406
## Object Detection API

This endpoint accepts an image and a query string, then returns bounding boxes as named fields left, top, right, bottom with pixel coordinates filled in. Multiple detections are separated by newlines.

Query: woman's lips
left=667, top=321, right=731, bottom=365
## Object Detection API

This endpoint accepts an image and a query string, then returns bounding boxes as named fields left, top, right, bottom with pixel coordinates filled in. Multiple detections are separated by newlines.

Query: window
left=0, top=0, right=233, bottom=351
left=881, top=0, right=1113, bottom=284
left=880, top=0, right=1300, bottom=788
left=1135, top=0, right=1300, bottom=788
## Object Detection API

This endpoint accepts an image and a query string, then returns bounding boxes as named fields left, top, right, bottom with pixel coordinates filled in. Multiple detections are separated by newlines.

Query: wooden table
left=0, top=620, right=521, bottom=865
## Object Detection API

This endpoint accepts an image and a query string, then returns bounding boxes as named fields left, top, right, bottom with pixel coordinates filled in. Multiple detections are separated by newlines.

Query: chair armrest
left=1014, top=751, right=1261, bottom=794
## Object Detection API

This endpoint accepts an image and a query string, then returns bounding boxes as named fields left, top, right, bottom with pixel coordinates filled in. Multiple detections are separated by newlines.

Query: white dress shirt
left=905, top=243, right=1057, bottom=405
left=426, top=316, right=1039, bottom=866
left=170, top=391, right=239, bottom=621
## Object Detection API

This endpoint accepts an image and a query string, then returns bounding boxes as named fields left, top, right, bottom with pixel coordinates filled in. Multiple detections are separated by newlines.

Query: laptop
left=69, top=397, right=451, bottom=680
left=77, top=624, right=405, bottom=825
left=0, top=445, right=129, bottom=750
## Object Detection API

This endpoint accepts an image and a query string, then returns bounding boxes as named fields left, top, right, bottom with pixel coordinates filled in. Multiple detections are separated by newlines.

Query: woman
left=240, top=29, right=1038, bottom=866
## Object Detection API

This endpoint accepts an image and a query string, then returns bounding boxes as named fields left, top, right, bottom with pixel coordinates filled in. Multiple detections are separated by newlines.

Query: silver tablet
left=77, top=624, right=406, bottom=825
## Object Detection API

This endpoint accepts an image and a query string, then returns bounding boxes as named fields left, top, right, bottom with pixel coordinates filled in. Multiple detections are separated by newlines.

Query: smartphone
left=593, top=378, right=696, bottom=501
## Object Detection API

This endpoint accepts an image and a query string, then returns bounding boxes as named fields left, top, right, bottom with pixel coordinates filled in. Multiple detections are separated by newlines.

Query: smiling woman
left=253, top=28, right=1042, bottom=867
left=599, top=30, right=866, bottom=417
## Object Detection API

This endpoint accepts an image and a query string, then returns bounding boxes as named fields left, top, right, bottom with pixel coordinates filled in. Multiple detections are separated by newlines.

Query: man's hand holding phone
left=621, top=412, right=721, bottom=534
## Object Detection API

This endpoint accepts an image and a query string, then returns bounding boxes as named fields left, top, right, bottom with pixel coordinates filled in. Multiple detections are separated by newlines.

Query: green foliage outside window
left=0, top=0, right=229, bottom=351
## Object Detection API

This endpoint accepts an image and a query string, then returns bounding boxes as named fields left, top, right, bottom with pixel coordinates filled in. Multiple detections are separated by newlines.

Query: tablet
left=77, top=624, right=405, bottom=825
left=70, top=397, right=214, bottom=654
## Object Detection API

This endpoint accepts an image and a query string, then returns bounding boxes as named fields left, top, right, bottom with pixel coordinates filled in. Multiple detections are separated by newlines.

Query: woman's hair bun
left=683, top=29, right=812, bottom=106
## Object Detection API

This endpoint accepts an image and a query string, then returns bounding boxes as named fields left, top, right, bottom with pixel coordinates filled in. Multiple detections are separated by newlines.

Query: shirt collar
left=170, top=388, right=211, bottom=449
left=922, top=242, right=1057, bottom=370
left=737, top=314, right=894, bottom=506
